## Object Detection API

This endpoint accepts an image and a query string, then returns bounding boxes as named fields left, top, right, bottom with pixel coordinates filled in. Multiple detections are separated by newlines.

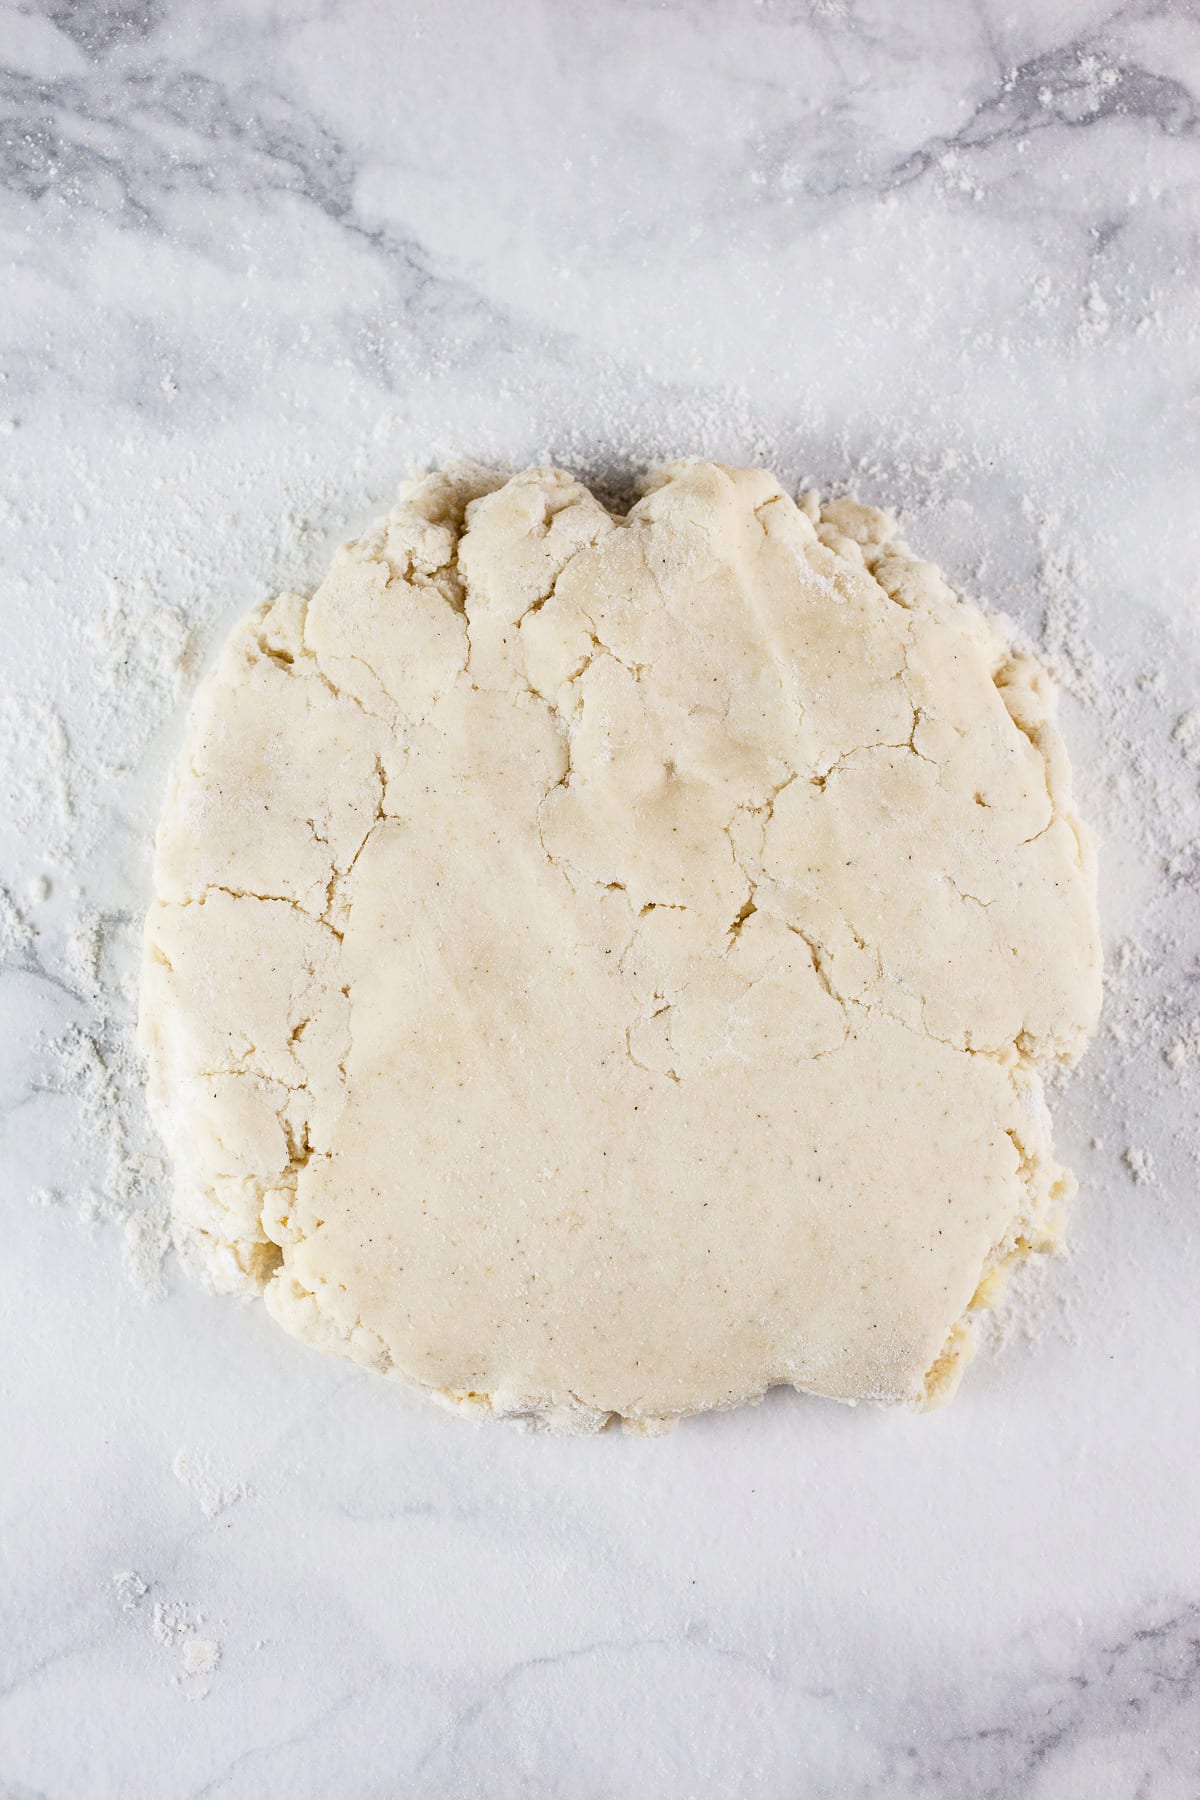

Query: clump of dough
left=140, top=461, right=1102, bottom=1431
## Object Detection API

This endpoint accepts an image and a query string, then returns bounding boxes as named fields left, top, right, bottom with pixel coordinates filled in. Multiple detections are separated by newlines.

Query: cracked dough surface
left=140, top=460, right=1102, bottom=1431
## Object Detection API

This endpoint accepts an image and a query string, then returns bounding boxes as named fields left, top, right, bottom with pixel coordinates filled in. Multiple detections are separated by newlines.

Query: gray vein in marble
left=411, top=1628, right=789, bottom=1789
left=922, top=1602, right=1200, bottom=1799
left=187, top=1684, right=369, bottom=1800
left=883, top=37, right=1199, bottom=188
left=751, top=13, right=1198, bottom=210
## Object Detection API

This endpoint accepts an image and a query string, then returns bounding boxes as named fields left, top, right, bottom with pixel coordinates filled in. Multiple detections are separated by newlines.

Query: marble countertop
left=2, top=2, right=1199, bottom=1795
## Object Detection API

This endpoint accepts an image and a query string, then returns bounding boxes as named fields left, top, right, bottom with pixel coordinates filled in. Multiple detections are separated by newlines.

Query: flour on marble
left=1172, top=708, right=1200, bottom=767
left=61, top=1020, right=170, bottom=1301
left=1033, top=523, right=1104, bottom=712
left=0, top=695, right=75, bottom=862
left=180, top=1635, right=222, bottom=1680
left=111, top=1569, right=148, bottom=1614
left=171, top=1449, right=249, bottom=1520
left=0, top=881, right=34, bottom=962
left=1164, top=1023, right=1200, bottom=1070
left=112, top=1569, right=224, bottom=1697
left=1, top=574, right=199, bottom=1297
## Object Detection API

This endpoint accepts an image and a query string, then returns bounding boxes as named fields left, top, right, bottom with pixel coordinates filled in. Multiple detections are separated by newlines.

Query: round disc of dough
left=140, top=460, right=1101, bottom=1432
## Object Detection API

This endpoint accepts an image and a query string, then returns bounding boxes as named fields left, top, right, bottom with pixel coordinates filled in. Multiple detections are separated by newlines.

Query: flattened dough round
left=140, top=460, right=1101, bottom=1431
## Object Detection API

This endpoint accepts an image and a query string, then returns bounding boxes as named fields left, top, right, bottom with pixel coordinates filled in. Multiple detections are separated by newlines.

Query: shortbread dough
left=140, top=460, right=1102, bottom=1431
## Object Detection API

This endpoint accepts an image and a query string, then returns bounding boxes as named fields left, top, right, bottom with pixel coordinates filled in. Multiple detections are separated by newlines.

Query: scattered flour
left=65, top=909, right=105, bottom=998
left=1164, top=1027, right=1199, bottom=1071
left=1033, top=521, right=1104, bottom=710
left=1081, top=283, right=1111, bottom=340
left=113, top=1570, right=224, bottom=1696
left=86, top=579, right=193, bottom=778
left=1172, top=710, right=1200, bottom=768
left=0, top=883, right=33, bottom=962
left=0, top=696, right=75, bottom=860
left=60, top=1024, right=169, bottom=1299
left=1122, top=1145, right=1154, bottom=1186
left=973, top=1242, right=1084, bottom=1361
left=1, top=508, right=209, bottom=1306
left=181, top=1636, right=222, bottom=1679
left=121, top=1206, right=171, bottom=1299
left=150, top=1598, right=191, bottom=1650
left=112, top=1569, right=148, bottom=1613
left=171, top=1449, right=249, bottom=1520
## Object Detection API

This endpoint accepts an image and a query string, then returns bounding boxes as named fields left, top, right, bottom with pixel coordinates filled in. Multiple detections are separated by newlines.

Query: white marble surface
left=2, top=1, right=1199, bottom=1794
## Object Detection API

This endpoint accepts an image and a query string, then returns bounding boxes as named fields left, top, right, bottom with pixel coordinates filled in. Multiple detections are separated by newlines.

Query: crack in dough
left=140, top=460, right=1102, bottom=1431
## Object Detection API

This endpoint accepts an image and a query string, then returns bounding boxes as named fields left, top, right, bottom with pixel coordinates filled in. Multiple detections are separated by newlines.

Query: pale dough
left=139, top=461, right=1102, bottom=1431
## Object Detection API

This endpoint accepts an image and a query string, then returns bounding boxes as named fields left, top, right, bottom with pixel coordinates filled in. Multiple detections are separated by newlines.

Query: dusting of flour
left=111, top=1569, right=223, bottom=1699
